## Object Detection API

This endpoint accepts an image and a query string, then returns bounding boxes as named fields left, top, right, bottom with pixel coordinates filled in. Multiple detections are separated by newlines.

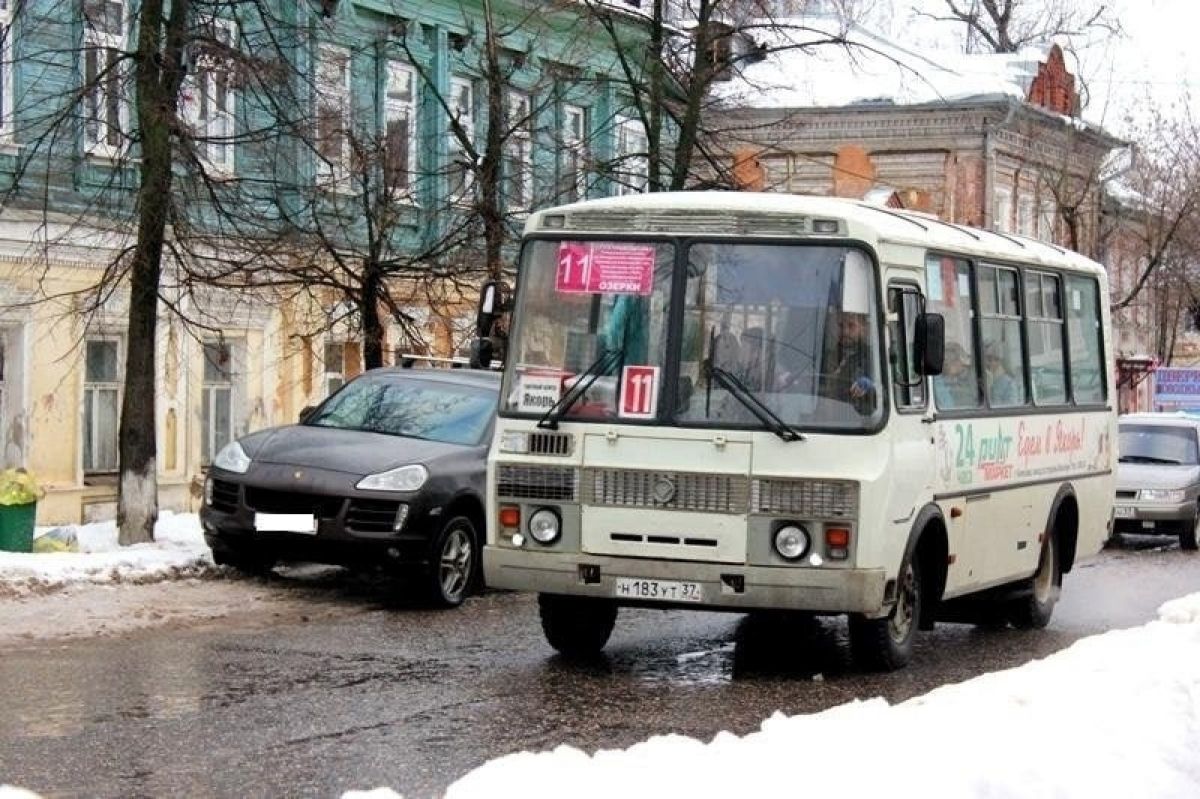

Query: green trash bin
left=0, top=501, right=36, bottom=552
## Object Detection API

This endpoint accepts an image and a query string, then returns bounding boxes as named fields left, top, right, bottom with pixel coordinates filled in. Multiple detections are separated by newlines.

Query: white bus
left=480, top=192, right=1115, bottom=670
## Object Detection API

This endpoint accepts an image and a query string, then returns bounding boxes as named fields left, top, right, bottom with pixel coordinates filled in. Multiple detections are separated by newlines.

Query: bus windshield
left=501, top=238, right=883, bottom=432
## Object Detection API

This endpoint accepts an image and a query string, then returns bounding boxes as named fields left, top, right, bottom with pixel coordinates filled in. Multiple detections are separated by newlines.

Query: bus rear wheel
left=849, top=556, right=921, bottom=671
left=1008, top=532, right=1061, bottom=629
left=538, top=593, right=618, bottom=658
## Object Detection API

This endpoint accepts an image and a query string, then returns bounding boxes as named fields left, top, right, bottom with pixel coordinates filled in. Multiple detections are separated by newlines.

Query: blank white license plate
left=254, top=513, right=317, bottom=534
left=1114, top=506, right=1135, bottom=519
left=614, top=577, right=703, bottom=603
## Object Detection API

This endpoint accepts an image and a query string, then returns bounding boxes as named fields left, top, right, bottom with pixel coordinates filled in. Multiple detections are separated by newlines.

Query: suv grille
left=210, top=479, right=240, bottom=513
left=585, top=469, right=750, bottom=514
left=751, top=479, right=858, bottom=519
left=345, top=499, right=403, bottom=533
left=497, top=464, right=579, bottom=501
left=244, top=488, right=345, bottom=518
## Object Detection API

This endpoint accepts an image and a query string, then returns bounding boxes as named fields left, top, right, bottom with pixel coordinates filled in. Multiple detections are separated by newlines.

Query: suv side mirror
left=299, top=405, right=317, bottom=423
left=915, top=312, right=944, bottom=376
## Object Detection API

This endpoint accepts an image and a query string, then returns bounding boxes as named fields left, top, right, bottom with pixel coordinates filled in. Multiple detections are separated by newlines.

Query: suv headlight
left=356, top=464, right=429, bottom=492
left=1140, top=488, right=1186, bottom=502
left=213, top=441, right=251, bottom=474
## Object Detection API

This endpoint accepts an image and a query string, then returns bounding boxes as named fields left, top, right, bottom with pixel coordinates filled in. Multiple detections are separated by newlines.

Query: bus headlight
left=773, top=524, right=810, bottom=560
left=528, top=508, right=561, bottom=544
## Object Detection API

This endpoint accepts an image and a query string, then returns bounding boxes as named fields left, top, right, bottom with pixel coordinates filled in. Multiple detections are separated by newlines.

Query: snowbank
left=430, top=593, right=1200, bottom=799
left=0, top=512, right=217, bottom=597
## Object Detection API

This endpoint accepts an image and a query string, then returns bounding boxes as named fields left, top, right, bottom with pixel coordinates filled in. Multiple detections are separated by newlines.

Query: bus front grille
left=584, top=469, right=750, bottom=514
left=497, top=464, right=580, bottom=501
left=751, top=478, right=859, bottom=519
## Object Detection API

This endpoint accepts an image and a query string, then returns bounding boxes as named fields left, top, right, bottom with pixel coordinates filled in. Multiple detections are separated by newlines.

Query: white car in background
left=1114, top=413, right=1200, bottom=550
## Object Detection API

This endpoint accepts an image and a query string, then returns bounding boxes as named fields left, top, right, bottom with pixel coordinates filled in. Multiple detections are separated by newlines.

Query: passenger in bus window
left=934, top=342, right=979, bottom=409
left=821, top=312, right=876, bottom=414
left=983, top=343, right=1020, bottom=406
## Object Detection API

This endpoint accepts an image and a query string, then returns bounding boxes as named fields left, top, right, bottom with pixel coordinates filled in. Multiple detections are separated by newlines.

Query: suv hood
left=240, top=425, right=466, bottom=475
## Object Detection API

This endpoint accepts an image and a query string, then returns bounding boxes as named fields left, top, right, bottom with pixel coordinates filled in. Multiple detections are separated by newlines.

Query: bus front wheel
left=538, top=593, right=618, bottom=658
left=849, top=556, right=921, bottom=671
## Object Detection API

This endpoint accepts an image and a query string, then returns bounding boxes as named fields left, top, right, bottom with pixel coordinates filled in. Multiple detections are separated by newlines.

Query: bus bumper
left=483, top=546, right=889, bottom=616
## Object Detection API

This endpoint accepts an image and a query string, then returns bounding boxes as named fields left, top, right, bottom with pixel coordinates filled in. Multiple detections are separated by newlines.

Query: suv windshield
left=1119, top=424, right=1200, bottom=465
left=502, top=238, right=883, bottom=432
left=308, top=376, right=496, bottom=445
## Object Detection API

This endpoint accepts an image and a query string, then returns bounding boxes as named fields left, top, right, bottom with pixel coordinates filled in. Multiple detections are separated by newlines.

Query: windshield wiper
left=1119, top=455, right=1183, bottom=465
left=703, top=327, right=803, bottom=443
left=537, top=347, right=624, bottom=430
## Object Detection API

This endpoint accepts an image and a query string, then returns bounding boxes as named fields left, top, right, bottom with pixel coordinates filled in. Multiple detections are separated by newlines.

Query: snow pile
left=0, top=512, right=217, bottom=598
left=432, top=592, right=1200, bottom=799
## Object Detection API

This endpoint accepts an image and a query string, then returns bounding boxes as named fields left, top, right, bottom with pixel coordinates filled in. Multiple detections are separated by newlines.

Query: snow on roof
left=710, top=12, right=1055, bottom=110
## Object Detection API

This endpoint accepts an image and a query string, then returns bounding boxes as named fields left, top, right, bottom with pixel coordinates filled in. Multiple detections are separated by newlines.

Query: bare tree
left=915, top=0, right=1121, bottom=54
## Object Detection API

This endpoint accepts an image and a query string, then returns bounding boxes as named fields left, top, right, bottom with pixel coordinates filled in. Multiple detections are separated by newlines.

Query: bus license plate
left=1114, top=506, right=1134, bottom=519
left=614, top=577, right=703, bottom=603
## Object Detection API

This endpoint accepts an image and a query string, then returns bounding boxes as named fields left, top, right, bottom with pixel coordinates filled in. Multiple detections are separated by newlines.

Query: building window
left=83, top=339, right=120, bottom=473
left=613, top=115, right=648, bottom=196
left=83, top=0, right=127, bottom=155
left=315, top=44, right=350, bottom=182
left=0, top=0, right=14, bottom=139
left=993, top=186, right=1012, bottom=233
left=323, top=341, right=346, bottom=396
left=182, top=18, right=236, bottom=173
left=558, top=104, right=586, bottom=202
left=1038, top=198, right=1056, bottom=242
left=201, top=341, right=234, bottom=466
left=383, top=60, right=417, bottom=197
left=1018, top=196, right=1035, bottom=236
left=447, top=76, right=475, bottom=201
left=503, top=90, right=532, bottom=211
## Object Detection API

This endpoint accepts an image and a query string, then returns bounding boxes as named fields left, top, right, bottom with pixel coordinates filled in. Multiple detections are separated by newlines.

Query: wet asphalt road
left=2, top=537, right=1199, bottom=799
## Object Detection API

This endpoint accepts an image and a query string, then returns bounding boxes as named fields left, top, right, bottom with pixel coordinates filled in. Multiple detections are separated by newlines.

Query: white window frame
left=503, top=90, right=532, bottom=211
left=83, top=0, right=128, bottom=157
left=559, top=103, right=586, bottom=202
left=447, top=76, right=475, bottom=202
left=182, top=17, right=237, bottom=174
left=0, top=0, right=15, bottom=141
left=994, top=186, right=1012, bottom=233
left=613, top=114, right=648, bottom=196
left=315, top=44, right=351, bottom=184
left=384, top=59, right=417, bottom=199
left=200, top=340, right=236, bottom=467
left=82, top=337, right=121, bottom=474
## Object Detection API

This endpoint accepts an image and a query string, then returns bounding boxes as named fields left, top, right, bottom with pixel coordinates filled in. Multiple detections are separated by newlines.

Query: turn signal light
left=499, top=505, right=521, bottom=529
left=825, top=527, right=851, bottom=560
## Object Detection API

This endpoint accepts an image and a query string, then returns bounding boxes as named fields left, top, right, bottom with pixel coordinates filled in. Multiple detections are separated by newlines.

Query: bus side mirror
left=916, top=312, right=944, bottom=376
left=475, top=280, right=502, bottom=337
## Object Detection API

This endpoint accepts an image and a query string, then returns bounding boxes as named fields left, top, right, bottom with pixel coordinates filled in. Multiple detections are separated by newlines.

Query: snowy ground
left=3, top=518, right=1199, bottom=798
left=0, top=512, right=216, bottom=599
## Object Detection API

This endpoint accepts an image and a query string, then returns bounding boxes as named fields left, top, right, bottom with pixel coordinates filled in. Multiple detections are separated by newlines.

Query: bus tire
left=849, top=555, right=921, bottom=671
left=1008, top=531, right=1061, bottom=629
left=1181, top=507, right=1199, bottom=551
left=538, top=593, right=618, bottom=658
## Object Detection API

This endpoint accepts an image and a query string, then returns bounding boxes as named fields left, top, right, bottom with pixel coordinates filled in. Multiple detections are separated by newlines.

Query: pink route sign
left=555, top=241, right=656, bottom=295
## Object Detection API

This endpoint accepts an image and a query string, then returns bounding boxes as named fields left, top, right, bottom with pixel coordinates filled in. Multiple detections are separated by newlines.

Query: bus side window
left=1066, top=275, right=1106, bottom=404
left=887, top=285, right=926, bottom=409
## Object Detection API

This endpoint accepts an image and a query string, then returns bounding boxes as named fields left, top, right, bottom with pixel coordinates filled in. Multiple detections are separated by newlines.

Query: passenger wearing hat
left=934, top=341, right=980, bottom=409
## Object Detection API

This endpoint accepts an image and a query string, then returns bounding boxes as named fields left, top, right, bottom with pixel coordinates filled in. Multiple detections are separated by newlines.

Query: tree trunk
left=481, top=0, right=505, bottom=281
left=117, top=0, right=189, bottom=545
left=361, top=263, right=384, bottom=370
